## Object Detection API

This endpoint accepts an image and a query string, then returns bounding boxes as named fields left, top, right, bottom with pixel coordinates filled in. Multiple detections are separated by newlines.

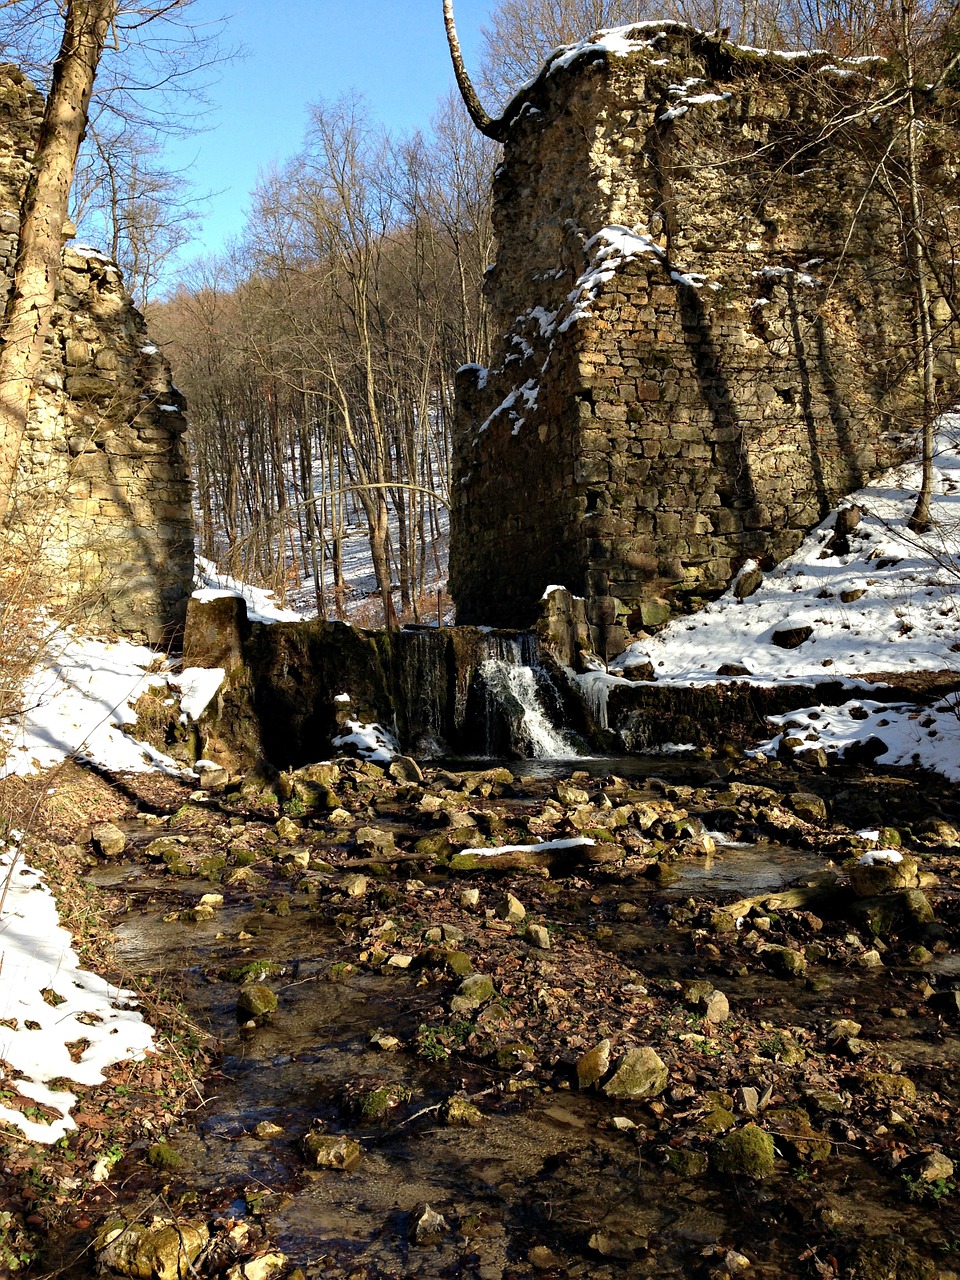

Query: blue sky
left=161, top=0, right=496, bottom=276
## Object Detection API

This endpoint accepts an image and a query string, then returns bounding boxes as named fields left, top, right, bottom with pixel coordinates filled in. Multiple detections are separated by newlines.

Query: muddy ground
left=4, top=749, right=960, bottom=1280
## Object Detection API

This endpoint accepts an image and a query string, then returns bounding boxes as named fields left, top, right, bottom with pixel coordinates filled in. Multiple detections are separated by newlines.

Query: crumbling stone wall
left=0, top=64, right=193, bottom=642
left=450, top=24, right=960, bottom=653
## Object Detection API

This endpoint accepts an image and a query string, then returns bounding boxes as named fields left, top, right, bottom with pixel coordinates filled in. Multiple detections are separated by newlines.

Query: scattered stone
left=770, top=625, right=813, bottom=649
left=443, top=1094, right=484, bottom=1127
left=788, top=791, right=827, bottom=823
left=528, top=1246, right=563, bottom=1270
left=236, top=986, right=278, bottom=1021
left=225, top=1253, right=288, bottom=1280
left=146, top=1142, right=185, bottom=1171
left=389, top=755, right=424, bottom=783
left=91, top=822, right=126, bottom=857
left=916, top=1151, right=954, bottom=1182
left=734, top=1086, right=759, bottom=1116
left=198, top=893, right=224, bottom=909
left=525, top=922, right=551, bottom=949
left=450, top=973, right=495, bottom=1013
left=408, top=1203, right=449, bottom=1245
left=725, top=1250, right=752, bottom=1275
left=576, top=1039, right=611, bottom=1089
left=95, top=1217, right=209, bottom=1280
left=194, top=760, right=230, bottom=790
left=354, top=826, right=395, bottom=856
left=602, top=1047, right=668, bottom=1100
left=274, top=816, right=300, bottom=843
left=863, top=1072, right=917, bottom=1103
left=683, top=980, right=729, bottom=1023
left=495, top=893, right=526, bottom=924
left=386, top=954, right=413, bottom=969
left=339, top=873, right=368, bottom=897
left=664, top=1148, right=709, bottom=1177
left=302, top=1132, right=362, bottom=1170
left=254, top=1121, right=284, bottom=1139
left=850, top=852, right=920, bottom=896
left=709, top=1126, right=776, bottom=1178
left=759, top=945, right=807, bottom=978
left=461, top=888, right=481, bottom=910
left=764, top=1106, right=831, bottom=1162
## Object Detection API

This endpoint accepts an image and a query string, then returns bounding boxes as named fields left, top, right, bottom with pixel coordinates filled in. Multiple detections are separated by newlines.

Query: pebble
left=495, top=893, right=526, bottom=924
left=525, top=923, right=551, bottom=949
left=461, top=888, right=481, bottom=909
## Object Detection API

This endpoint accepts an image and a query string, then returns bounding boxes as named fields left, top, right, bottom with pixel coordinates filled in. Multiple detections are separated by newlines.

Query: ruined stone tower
left=1, top=64, right=194, bottom=642
left=449, top=24, right=960, bottom=653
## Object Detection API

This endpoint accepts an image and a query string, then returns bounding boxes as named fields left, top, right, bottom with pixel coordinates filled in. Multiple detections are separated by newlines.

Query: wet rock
left=236, top=985, right=278, bottom=1021
left=849, top=851, right=920, bottom=897
left=929, top=989, right=960, bottom=1020
left=602, top=1047, right=668, bottom=1099
left=409, top=1203, right=449, bottom=1245
left=788, top=791, right=827, bottom=823
left=225, top=1253, right=287, bottom=1280
left=302, top=1131, right=362, bottom=1170
left=198, top=892, right=224, bottom=909
left=576, top=1038, right=611, bottom=1089
left=764, top=1106, right=831, bottom=1162
left=495, top=893, right=526, bottom=924
left=146, top=1142, right=185, bottom=1171
left=443, top=1094, right=484, bottom=1127
left=859, top=948, right=884, bottom=969
left=95, top=1216, right=209, bottom=1280
left=664, top=1148, right=709, bottom=1177
left=450, top=973, right=495, bottom=1013
left=851, top=890, right=935, bottom=939
left=92, top=822, right=127, bottom=857
left=355, top=826, right=395, bottom=856
left=709, top=1126, right=776, bottom=1178
left=253, top=1121, right=284, bottom=1139
left=770, top=625, right=813, bottom=649
left=759, top=944, right=807, bottom=978
left=525, top=922, right=551, bottom=949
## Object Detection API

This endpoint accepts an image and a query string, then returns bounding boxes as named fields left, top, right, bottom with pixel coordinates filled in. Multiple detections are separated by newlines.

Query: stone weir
left=183, top=597, right=590, bottom=771
left=0, top=64, right=194, bottom=641
left=450, top=24, right=960, bottom=655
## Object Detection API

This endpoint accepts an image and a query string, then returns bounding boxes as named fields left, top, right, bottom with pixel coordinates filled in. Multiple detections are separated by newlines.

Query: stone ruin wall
left=0, top=65, right=193, bottom=642
left=450, top=25, right=960, bottom=654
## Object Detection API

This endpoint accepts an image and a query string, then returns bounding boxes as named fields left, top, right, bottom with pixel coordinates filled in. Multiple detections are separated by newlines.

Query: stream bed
left=77, top=754, right=960, bottom=1279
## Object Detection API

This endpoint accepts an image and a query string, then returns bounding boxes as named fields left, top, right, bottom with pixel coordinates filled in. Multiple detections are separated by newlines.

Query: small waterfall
left=392, top=626, right=582, bottom=759
left=479, top=637, right=582, bottom=759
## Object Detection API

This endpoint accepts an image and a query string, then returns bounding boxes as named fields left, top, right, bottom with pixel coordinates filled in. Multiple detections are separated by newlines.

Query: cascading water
left=479, top=636, right=582, bottom=758
left=391, top=626, right=584, bottom=759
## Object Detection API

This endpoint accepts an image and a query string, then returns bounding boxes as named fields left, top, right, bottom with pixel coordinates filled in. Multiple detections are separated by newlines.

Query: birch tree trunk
left=0, top=0, right=116, bottom=525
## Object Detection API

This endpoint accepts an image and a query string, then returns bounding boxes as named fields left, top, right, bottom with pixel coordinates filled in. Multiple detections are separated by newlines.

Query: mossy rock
left=358, top=1085, right=412, bottom=1121
left=764, top=1106, right=831, bottom=1162
left=697, top=1105, right=735, bottom=1134
left=146, top=1142, right=187, bottom=1172
left=220, top=961, right=282, bottom=984
left=664, top=1148, right=708, bottom=1177
left=709, top=1125, right=776, bottom=1178
left=863, top=1072, right=917, bottom=1103
left=443, top=1094, right=484, bottom=1127
left=416, top=831, right=454, bottom=860
left=236, top=985, right=278, bottom=1020
left=95, top=1217, right=209, bottom=1280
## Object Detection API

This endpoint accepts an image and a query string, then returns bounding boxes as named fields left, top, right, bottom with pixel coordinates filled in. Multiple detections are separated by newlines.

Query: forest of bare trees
left=145, top=0, right=959, bottom=625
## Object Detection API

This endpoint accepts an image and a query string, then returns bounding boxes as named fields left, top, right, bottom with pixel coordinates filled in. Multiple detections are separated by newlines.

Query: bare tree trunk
left=0, top=0, right=116, bottom=525
left=903, top=0, right=937, bottom=534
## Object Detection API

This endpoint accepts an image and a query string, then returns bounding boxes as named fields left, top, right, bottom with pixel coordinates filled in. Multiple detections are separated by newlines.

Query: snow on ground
left=0, top=628, right=185, bottom=781
left=0, top=832, right=155, bottom=1143
left=194, top=555, right=303, bottom=622
left=594, top=415, right=960, bottom=778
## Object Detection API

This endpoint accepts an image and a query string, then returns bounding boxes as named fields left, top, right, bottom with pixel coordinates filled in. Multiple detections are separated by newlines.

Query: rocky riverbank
left=5, top=748, right=960, bottom=1279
